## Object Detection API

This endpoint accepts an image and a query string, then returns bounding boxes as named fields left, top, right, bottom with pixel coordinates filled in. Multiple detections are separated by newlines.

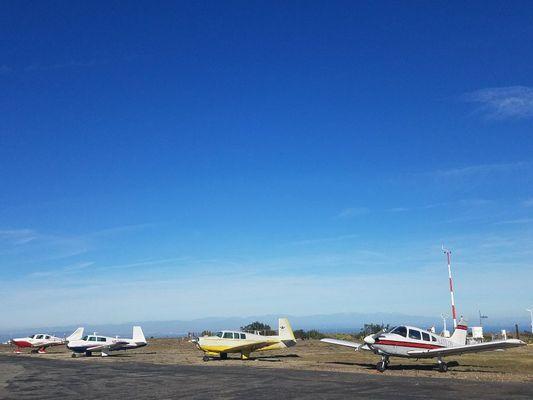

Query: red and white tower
left=442, top=246, right=457, bottom=329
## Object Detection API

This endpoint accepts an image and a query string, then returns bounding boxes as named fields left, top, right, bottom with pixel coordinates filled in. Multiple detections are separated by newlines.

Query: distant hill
left=1, top=312, right=529, bottom=343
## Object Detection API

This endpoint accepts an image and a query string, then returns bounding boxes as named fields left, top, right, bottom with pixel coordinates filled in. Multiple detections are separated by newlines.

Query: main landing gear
left=376, top=356, right=389, bottom=372
left=202, top=352, right=228, bottom=361
left=437, top=358, right=448, bottom=373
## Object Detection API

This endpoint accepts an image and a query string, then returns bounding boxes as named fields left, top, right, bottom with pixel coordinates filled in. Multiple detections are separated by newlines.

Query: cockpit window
left=390, top=326, right=407, bottom=337
left=45, top=335, right=51, bottom=339
left=88, top=336, right=97, bottom=342
left=35, top=335, right=44, bottom=339
left=215, top=332, right=223, bottom=338
left=408, top=329, right=421, bottom=340
left=28, top=335, right=35, bottom=339
left=82, top=336, right=88, bottom=341
left=223, top=332, right=233, bottom=339
left=431, top=335, right=437, bottom=342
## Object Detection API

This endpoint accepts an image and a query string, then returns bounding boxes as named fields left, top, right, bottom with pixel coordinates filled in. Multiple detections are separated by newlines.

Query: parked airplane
left=192, top=318, right=296, bottom=360
left=67, top=326, right=147, bottom=357
left=10, top=327, right=84, bottom=354
left=321, top=319, right=526, bottom=372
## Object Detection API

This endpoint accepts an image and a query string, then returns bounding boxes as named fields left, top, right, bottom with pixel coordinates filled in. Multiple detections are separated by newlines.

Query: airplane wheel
left=376, top=361, right=386, bottom=372
left=85, top=351, right=92, bottom=357
left=31, top=349, right=38, bottom=354
left=438, top=362, right=448, bottom=373
left=71, top=353, right=77, bottom=358
left=202, top=355, right=210, bottom=362
left=220, top=353, right=228, bottom=360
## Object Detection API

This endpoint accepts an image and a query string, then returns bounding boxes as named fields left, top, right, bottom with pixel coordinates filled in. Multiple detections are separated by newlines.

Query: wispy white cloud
left=0, top=229, right=37, bottom=245
left=429, top=161, right=531, bottom=179
left=386, top=207, right=409, bottom=213
left=337, top=207, right=369, bottom=218
left=522, top=198, right=533, bottom=207
left=495, top=218, right=533, bottom=225
left=290, top=234, right=358, bottom=246
left=464, top=86, right=533, bottom=120
left=29, top=261, right=95, bottom=278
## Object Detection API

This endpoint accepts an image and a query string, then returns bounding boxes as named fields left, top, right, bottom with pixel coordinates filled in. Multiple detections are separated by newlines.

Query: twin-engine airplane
left=67, top=326, right=147, bottom=357
left=192, top=318, right=296, bottom=360
left=321, top=319, right=525, bottom=372
left=10, top=327, right=84, bottom=354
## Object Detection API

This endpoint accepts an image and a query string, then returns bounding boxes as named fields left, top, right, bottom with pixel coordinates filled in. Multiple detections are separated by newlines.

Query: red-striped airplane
left=321, top=319, right=525, bottom=372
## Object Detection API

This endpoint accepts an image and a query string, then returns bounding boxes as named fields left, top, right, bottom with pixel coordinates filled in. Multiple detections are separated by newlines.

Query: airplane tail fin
left=278, top=318, right=295, bottom=341
left=132, top=326, right=146, bottom=343
left=450, top=319, right=468, bottom=345
left=66, top=327, right=84, bottom=342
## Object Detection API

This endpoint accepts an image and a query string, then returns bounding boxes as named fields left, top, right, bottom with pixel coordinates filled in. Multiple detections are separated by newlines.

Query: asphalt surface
left=1, top=355, right=532, bottom=399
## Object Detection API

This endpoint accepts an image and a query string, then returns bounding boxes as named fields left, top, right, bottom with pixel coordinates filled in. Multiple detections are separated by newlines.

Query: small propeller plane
left=10, top=327, right=84, bottom=354
left=321, top=319, right=526, bottom=372
left=67, top=326, right=147, bottom=357
left=192, top=318, right=296, bottom=360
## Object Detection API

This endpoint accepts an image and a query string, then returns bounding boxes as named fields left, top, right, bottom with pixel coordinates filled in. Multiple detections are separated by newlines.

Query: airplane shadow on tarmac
left=325, top=360, right=495, bottom=373
left=204, top=354, right=300, bottom=362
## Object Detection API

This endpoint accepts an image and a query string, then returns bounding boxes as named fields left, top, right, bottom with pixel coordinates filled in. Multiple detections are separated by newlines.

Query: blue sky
left=1, top=1, right=532, bottom=329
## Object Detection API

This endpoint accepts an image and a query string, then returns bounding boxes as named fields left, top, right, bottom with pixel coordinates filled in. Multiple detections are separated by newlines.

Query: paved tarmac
left=1, top=355, right=532, bottom=399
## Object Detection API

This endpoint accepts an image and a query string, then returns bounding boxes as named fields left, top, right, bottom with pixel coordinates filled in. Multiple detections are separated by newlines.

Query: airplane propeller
left=363, top=329, right=386, bottom=345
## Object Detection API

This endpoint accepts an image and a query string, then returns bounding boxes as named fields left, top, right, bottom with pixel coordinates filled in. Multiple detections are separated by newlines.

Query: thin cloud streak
left=429, top=161, right=531, bottom=179
left=464, top=86, right=533, bottom=120
left=337, top=207, right=369, bottom=218
left=495, top=218, right=533, bottom=225
left=290, top=234, right=358, bottom=246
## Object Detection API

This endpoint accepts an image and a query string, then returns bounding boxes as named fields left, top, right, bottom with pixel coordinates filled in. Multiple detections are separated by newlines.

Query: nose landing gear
left=376, top=356, right=390, bottom=372
left=437, top=357, right=448, bottom=372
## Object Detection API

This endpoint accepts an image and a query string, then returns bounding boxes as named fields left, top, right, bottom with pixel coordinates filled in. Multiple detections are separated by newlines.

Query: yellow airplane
left=192, top=318, right=296, bottom=361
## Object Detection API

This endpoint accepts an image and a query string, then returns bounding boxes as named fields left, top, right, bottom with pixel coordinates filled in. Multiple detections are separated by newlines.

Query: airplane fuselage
left=68, top=335, right=146, bottom=354
left=11, top=334, right=64, bottom=351
left=368, top=325, right=464, bottom=358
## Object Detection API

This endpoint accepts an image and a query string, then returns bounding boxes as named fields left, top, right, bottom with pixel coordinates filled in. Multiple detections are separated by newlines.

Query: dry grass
left=1, top=339, right=532, bottom=382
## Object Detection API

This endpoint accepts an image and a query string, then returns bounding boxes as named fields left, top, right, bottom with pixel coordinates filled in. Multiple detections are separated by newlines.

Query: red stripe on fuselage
left=456, top=325, right=467, bottom=330
left=12, top=340, right=32, bottom=348
left=375, top=339, right=445, bottom=349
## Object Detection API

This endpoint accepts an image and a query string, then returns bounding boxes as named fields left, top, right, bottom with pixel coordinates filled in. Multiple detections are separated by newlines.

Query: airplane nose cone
left=363, top=334, right=375, bottom=345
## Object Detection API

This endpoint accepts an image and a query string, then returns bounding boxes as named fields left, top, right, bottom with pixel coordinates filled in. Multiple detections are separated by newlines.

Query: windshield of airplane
left=390, top=326, right=407, bottom=337
left=215, top=332, right=223, bottom=338
left=82, top=336, right=88, bottom=341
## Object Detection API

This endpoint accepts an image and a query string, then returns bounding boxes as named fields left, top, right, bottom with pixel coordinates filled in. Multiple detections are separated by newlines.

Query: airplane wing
left=220, top=341, right=280, bottom=353
left=407, top=339, right=526, bottom=358
left=86, top=341, right=130, bottom=352
left=320, top=338, right=363, bottom=349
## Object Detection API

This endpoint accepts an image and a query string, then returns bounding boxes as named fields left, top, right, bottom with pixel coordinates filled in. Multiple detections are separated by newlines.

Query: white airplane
left=67, top=326, right=147, bottom=357
left=192, top=318, right=296, bottom=360
left=321, top=319, right=526, bottom=372
left=10, top=327, right=84, bottom=354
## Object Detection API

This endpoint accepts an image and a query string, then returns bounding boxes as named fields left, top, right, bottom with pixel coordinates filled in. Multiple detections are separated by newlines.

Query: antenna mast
left=442, top=246, right=457, bottom=329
